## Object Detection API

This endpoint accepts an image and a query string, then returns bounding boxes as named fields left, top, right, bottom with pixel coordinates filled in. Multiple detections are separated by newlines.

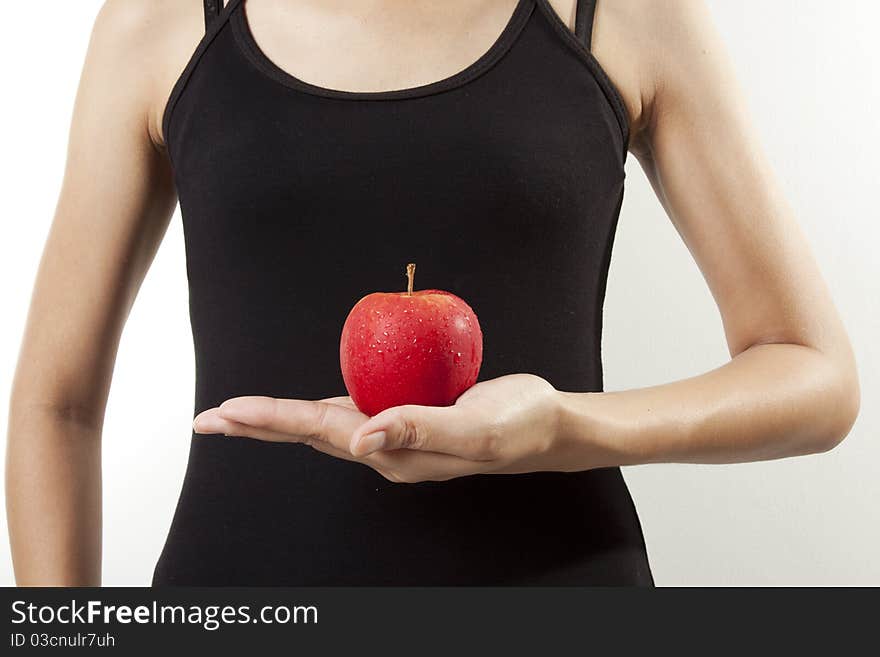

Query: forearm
left=555, top=342, right=860, bottom=470
left=6, top=405, right=102, bottom=586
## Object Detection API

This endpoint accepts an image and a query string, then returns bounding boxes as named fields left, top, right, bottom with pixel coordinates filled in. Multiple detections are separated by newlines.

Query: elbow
left=9, top=386, right=105, bottom=436
left=811, top=355, right=861, bottom=454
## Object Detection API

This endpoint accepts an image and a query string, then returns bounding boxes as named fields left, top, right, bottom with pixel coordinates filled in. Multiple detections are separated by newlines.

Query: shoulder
left=90, top=0, right=208, bottom=149
left=605, top=0, right=729, bottom=82
left=589, top=0, right=726, bottom=150
left=91, top=0, right=196, bottom=50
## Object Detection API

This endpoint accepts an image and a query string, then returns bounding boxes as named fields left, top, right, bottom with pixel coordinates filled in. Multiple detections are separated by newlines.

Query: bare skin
left=7, top=0, right=860, bottom=585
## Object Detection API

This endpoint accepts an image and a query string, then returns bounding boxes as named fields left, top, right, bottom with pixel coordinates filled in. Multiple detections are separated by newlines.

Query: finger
left=194, top=408, right=311, bottom=444
left=318, top=396, right=359, bottom=411
left=215, top=396, right=364, bottom=453
left=192, top=408, right=231, bottom=435
left=350, top=404, right=494, bottom=460
left=195, top=409, right=378, bottom=466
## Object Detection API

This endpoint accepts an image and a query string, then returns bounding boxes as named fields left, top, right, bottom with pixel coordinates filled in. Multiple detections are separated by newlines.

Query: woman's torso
left=152, top=0, right=653, bottom=585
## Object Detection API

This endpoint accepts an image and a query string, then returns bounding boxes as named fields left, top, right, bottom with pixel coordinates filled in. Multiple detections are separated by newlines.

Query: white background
left=1, top=1, right=878, bottom=586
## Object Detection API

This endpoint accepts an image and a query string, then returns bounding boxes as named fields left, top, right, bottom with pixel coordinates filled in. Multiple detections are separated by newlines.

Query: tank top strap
left=203, top=0, right=224, bottom=31
left=574, top=0, right=598, bottom=49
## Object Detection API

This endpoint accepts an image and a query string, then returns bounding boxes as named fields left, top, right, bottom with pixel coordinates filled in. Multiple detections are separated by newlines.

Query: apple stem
left=406, top=263, right=415, bottom=296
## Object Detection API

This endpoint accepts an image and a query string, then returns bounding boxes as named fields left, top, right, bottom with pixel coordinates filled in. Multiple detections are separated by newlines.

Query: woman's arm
left=6, top=0, right=179, bottom=585
left=552, top=0, right=860, bottom=468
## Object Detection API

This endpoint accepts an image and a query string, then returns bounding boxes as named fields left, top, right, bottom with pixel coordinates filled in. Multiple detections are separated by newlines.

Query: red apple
left=340, top=263, right=483, bottom=416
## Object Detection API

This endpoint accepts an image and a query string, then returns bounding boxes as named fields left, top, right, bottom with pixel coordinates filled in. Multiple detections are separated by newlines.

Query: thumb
left=350, top=405, right=463, bottom=457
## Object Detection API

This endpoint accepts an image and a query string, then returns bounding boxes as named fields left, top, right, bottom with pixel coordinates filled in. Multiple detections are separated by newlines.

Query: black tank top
left=153, top=0, right=653, bottom=585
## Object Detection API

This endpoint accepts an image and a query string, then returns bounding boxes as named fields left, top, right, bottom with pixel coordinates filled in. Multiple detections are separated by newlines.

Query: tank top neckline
left=162, top=0, right=631, bottom=158
left=230, top=0, right=535, bottom=102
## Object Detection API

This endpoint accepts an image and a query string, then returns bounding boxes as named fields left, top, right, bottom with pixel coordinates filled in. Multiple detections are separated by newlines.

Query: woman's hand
left=192, top=374, right=570, bottom=483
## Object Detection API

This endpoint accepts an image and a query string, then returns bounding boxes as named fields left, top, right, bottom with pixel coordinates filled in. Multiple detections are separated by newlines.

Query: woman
left=7, top=0, right=859, bottom=585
